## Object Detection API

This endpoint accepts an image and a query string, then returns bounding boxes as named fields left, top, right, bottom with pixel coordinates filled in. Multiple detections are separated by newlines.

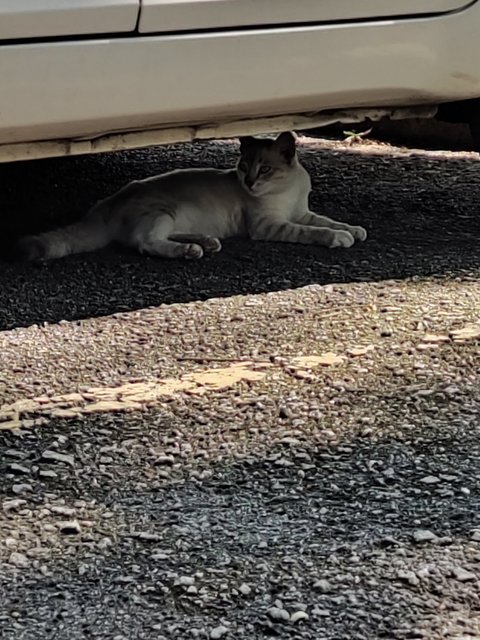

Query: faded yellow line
left=0, top=354, right=351, bottom=430
left=0, top=361, right=276, bottom=430
left=1, top=321, right=477, bottom=431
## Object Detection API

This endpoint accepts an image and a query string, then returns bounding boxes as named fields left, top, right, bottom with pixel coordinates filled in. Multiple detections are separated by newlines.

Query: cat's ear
left=275, top=132, right=296, bottom=163
left=239, top=136, right=256, bottom=151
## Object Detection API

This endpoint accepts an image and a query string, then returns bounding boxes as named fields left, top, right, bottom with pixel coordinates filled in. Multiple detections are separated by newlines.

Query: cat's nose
left=245, top=177, right=254, bottom=189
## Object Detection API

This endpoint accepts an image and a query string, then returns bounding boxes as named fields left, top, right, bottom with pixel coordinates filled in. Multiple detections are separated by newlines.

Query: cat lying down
left=15, top=132, right=367, bottom=261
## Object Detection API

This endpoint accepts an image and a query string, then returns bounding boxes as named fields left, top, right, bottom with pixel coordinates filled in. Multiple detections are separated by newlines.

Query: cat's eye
left=259, top=165, right=272, bottom=174
left=239, top=163, right=248, bottom=172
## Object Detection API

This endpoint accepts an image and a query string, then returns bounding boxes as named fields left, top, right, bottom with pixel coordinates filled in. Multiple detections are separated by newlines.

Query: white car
left=1, top=0, right=480, bottom=162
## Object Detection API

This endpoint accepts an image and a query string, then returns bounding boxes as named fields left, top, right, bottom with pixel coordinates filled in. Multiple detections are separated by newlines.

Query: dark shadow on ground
left=0, top=382, right=479, bottom=639
left=0, top=140, right=479, bottom=331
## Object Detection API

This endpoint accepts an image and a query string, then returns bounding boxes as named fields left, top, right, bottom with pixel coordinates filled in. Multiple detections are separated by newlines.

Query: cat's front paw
left=182, top=243, right=204, bottom=259
left=348, top=225, right=367, bottom=242
left=330, top=230, right=355, bottom=248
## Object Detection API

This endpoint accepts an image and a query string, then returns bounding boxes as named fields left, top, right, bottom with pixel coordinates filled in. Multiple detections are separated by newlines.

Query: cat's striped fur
left=15, top=132, right=367, bottom=261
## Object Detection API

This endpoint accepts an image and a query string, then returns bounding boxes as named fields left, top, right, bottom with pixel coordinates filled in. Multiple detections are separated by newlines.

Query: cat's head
left=237, top=132, right=297, bottom=195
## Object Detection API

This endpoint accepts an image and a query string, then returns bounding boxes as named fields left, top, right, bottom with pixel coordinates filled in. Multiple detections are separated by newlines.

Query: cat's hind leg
left=132, top=213, right=204, bottom=259
left=143, top=240, right=204, bottom=259
left=168, top=234, right=222, bottom=254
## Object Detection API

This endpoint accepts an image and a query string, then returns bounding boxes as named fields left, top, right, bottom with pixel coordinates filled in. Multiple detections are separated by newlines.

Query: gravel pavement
left=0, top=136, right=479, bottom=639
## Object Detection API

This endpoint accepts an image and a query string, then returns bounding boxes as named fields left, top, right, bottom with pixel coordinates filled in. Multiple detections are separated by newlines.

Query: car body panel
left=139, top=0, right=476, bottom=33
left=1, top=1, right=480, bottom=160
left=2, top=5, right=480, bottom=147
left=0, top=0, right=139, bottom=40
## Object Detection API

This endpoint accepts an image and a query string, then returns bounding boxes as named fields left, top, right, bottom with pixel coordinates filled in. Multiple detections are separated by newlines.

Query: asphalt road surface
left=0, top=136, right=479, bottom=640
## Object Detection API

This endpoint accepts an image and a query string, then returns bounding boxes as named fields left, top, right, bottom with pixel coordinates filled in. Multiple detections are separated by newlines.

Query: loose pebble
left=58, top=520, right=81, bottom=535
left=12, top=483, right=33, bottom=494
left=396, top=570, right=419, bottom=586
left=413, top=529, right=438, bottom=543
left=133, top=532, right=161, bottom=542
left=452, top=567, right=477, bottom=582
left=9, top=552, right=30, bottom=568
left=41, top=450, right=74, bottom=466
left=39, top=470, right=58, bottom=478
left=8, top=463, right=30, bottom=475
left=175, top=576, right=195, bottom=587
left=5, top=449, right=27, bottom=459
left=419, top=475, right=440, bottom=484
left=291, top=611, right=309, bottom=623
left=267, top=607, right=290, bottom=622
left=3, top=499, right=27, bottom=512
left=49, top=505, right=76, bottom=517
left=313, top=579, right=332, bottom=593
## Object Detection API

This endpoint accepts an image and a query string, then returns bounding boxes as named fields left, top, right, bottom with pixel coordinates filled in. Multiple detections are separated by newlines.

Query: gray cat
left=15, top=132, right=366, bottom=261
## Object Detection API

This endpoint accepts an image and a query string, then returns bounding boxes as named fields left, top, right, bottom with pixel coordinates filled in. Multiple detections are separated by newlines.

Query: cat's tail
left=13, top=204, right=111, bottom=262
